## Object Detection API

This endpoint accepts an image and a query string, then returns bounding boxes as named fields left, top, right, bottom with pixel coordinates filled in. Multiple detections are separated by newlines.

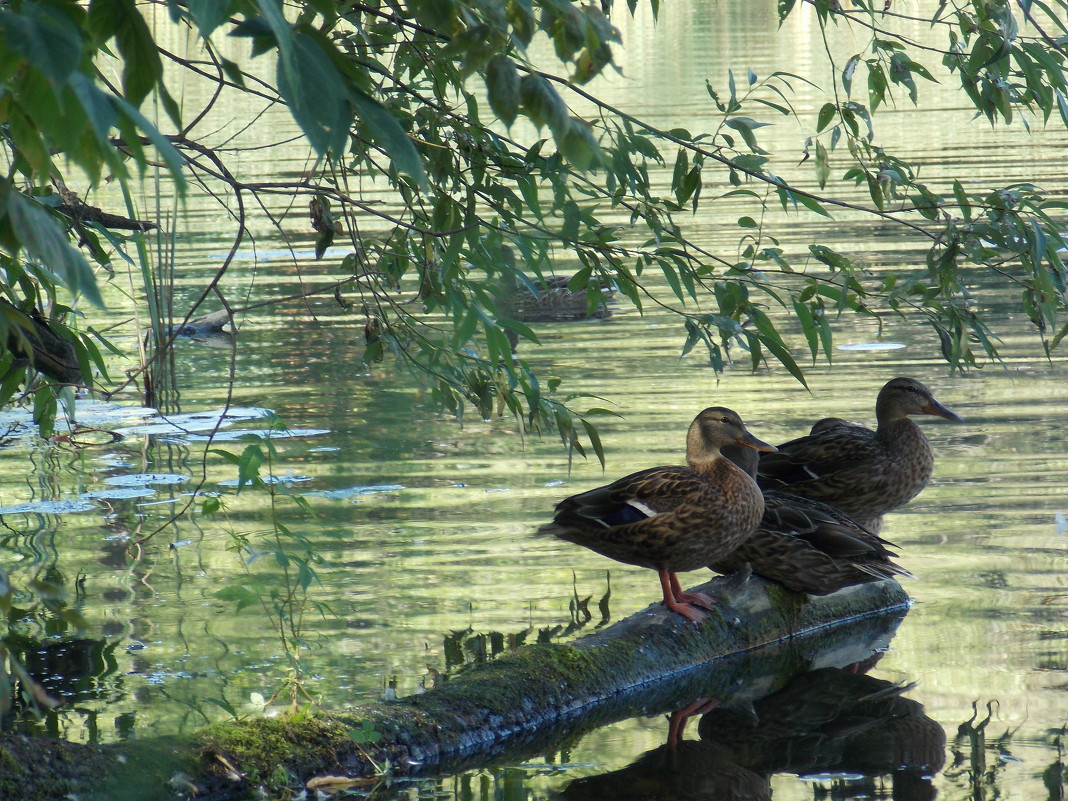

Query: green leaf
left=519, top=74, right=568, bottom=132
left=816, top=102, right=836, bottom=132
left=274, top=29, right=349, bottom=158
left=349, top=720, right=382, bottom=744
left=867, top=61, right=887, bottom=112
left=112, top=97, right=188, bottom=187
left=724, top=117, right=771, bottom=153
left=497, top=317, right=541, bottom=345
left=793, top=297, right=819, bottom=362
left=581, top=419, right=606, bottom=469
left=350, top=88, right=428, bottom=189
left=486, top=54, right=520, bottom=127
left=182, top=0, right=237, bottom=37
left=731, top=154, right=769, bottom=172
left=88, top=0, right=163, bottom=106
left=0, top=3, right=85, bottom=82
left=32, top=385, right=57, bottom=439
left=952, top=180, right=972, bottom=221
left=68, top=74, right=118, bottom=146
left=4, top=191, right=103, bottom=307
left=814, top=140, right=830, bottom=189
left=842, top=55, right=859, bottom=95
left=748, top=308, right=807, bottom=387
left=558, top=116, right=603, bottom=170
left=236, top=444, right=264, bottom=492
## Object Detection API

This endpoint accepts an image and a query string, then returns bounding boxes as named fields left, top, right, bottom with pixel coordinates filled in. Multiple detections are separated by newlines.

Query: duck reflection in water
left=558, top=667, right=945, bottom=801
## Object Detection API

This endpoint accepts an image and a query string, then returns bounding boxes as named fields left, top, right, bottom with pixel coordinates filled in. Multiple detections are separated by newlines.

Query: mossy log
left=198, top=575, right=909, bottom=790
left=1, top=575, right=909, bottom=800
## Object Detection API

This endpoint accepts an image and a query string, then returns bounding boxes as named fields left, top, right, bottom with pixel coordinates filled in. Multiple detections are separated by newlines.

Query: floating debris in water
left=106, top=473, right=189, bottom=486
left=218, top=473, right=313, bottom=487
left=0, top=499, right=96, bottom=515
left=305, top=484, right=406, bottom=499
left=81, top=488, right=157, bottom=500
left=191, top=427, right=329, bottom=442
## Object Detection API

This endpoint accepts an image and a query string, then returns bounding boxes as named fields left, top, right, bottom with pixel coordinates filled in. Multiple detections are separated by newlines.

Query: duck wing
left=549, top=465, right=715, bottom=528
left=757, top=425, right=886, bottom=487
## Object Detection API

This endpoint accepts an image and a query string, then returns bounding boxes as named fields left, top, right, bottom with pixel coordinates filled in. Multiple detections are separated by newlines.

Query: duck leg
left=667, top=697, right=720, bottom=749
left=657, top=570, right=705, bottom=621
left=668, top=572, right=716, bottom=610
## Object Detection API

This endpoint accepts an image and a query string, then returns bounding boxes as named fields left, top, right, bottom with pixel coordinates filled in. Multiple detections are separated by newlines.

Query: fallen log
left=197, top=575, right=909, bottom=789
left=1, top=574, right=909, bottom=800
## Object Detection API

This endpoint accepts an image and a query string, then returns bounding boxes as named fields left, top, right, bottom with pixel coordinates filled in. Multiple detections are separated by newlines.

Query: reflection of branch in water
left=1044, top=723, right=1067, bottom=800
left=946, top=700, right=1023, bottom=801
left=559, top=667, right=945, bottom=801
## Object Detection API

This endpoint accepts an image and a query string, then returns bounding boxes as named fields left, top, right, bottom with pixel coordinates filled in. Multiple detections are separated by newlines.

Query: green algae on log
left=200, top=575, right=909, bottom=784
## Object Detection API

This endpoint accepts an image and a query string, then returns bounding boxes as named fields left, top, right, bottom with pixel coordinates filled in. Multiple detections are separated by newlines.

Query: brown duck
left=540, top=407, right=775, bottom=622
left=713, top=443, right=912, bottom=595
left=500, top=274, right=615, bottom=322
left=756, top=377, right=962, bottom=528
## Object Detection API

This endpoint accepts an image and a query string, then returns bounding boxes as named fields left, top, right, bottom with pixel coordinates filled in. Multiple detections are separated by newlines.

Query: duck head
left=876, top=377, right=963, bottom=423
left=687, top=407, right=776, bottom=468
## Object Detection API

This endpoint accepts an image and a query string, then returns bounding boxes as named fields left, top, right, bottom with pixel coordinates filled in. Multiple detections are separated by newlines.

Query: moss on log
left=199, top=575, right=909, bottom=787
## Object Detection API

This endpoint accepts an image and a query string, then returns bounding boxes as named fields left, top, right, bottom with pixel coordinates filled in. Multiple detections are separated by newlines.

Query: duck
left=539, top=407, right=775, bottom=622
left=755, top=377, right=962, bottom=528
left=712, top=443, right=912, bottom=595
left=499, top=274, right=615, bottom=323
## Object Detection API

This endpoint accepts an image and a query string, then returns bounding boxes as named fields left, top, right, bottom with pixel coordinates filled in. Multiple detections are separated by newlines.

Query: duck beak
left=922, top=399, right=964, bottom=422
left=737, top=432, right=778, bottom=453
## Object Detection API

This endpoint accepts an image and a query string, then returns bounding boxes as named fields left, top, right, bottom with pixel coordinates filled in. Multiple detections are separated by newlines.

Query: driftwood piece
left=0, top=575, right=909, bottom=801
left=167, top=309, right=233, bottom=336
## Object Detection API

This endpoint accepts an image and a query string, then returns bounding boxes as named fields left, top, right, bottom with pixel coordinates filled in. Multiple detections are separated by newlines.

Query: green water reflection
left=4, top=2, right=1068, bottom=800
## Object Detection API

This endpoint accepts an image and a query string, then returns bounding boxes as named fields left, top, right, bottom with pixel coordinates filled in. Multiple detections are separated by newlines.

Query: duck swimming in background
left=713, top=443, right=913, bottom=595
left=756, top=377, right=962, bottom=529
left=539, top=407, right=775, bottom=622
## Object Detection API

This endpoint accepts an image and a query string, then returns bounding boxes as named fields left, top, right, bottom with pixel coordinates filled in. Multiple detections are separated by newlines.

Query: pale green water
left=4, top=3, right=1068, bottom=800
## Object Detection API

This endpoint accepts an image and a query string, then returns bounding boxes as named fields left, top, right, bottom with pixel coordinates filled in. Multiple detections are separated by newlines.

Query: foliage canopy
left=1, top=0, right=1067, bottom=459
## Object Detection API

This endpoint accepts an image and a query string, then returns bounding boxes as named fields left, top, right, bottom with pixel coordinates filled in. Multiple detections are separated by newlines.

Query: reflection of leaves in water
left=436, top=574, right=612, bottom=678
